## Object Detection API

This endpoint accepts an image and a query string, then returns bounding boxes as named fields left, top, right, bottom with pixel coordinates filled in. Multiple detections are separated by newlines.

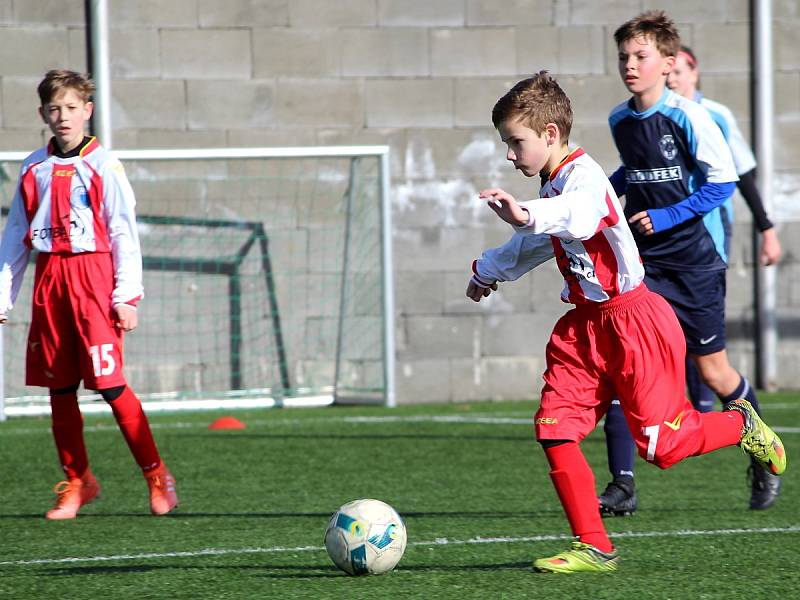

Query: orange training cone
left=208, top=416, right=246, bottom=430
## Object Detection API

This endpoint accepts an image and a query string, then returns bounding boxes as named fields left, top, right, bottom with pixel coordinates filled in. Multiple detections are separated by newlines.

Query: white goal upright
left=0, top=146, right=395, bottom=419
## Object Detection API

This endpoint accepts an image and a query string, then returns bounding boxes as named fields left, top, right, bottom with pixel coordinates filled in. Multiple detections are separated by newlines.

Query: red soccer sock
left=50, top=391, right=89, bottom=479
left=107, top=386, right=162, bottom=473
left=544, top=442, right=613, bottom=554
left=695, top=410, right=745, bottom=455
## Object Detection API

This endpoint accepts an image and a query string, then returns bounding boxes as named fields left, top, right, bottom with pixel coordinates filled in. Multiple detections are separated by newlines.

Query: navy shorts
left=643, top=264, right=726, bottom=356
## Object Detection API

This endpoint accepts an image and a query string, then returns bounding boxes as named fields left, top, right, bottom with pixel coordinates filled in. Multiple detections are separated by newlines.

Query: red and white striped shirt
left=475, top=148, right=644, bottom=305
left=0, top=137, right=143, bottom=313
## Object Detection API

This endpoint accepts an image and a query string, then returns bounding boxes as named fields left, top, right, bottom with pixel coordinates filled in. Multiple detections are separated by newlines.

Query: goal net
left=0, top=146, right=395, bottom=418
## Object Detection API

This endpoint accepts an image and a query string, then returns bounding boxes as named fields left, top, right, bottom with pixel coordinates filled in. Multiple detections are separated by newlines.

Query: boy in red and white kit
left=466, top=72, right=785, bottom=573
left=0, top=70, right=178, bottom=519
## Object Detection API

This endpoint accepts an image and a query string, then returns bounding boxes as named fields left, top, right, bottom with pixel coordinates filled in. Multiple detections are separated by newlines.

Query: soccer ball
left=324, top=498, right=407, bottom=575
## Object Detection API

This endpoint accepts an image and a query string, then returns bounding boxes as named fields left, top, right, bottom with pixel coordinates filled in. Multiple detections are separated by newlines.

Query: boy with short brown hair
left=600, top=11, right=779, bottom=516
left=0, top=69, right=178, bottom=519
left=467, top=70, right=785, bottom=573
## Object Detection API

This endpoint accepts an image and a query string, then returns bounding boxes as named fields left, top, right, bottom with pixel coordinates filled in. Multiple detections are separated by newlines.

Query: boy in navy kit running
left=466, top=71, right=785, bottom=573
left=598, top=12, right=779, bottom=516
left=0, top=70, right=178, bottom=519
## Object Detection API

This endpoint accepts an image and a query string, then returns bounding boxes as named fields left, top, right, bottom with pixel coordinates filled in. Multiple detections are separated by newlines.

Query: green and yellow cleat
left=725, top=399, right=787, bottom=476
left=533, top=541, right=619, bottom=573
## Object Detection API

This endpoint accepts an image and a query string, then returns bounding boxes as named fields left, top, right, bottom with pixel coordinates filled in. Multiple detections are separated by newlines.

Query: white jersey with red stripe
left=0, top=137, right=143, bottom=313
left=474, top=148, right=644, bottom=305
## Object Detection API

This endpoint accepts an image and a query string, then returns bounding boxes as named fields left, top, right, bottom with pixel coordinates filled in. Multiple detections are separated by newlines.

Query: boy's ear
left=662, top=55, right=676, bottom=75
left=84, top=100, right=94, bottom=120
left=37, top=106, right=46, bottom=124
left=545, top=123, right=560, bottom=145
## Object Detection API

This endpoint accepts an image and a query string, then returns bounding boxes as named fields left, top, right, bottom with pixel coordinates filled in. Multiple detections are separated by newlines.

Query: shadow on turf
left=39, top=561, right=534, bottom=579
left=179, top=431, right=537, bottom=443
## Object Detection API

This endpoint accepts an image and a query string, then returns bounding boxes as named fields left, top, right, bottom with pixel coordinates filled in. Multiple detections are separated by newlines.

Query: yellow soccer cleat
left=725, top=399, right=787, bottom=476
left=533, top=540, right=619, bottom=573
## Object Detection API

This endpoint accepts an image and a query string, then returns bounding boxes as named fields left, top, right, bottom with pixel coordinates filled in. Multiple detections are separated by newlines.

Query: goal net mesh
left=0, top=149, right=390, bottom=414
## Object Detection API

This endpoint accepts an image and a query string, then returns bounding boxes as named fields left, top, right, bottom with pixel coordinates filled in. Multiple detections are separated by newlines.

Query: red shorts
left=534, top=284, right=705, bottom=469
left=26, top=252, right=127, bottom=390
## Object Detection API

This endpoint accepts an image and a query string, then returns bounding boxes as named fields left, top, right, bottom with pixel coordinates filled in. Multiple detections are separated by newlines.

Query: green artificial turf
left=0, top=394, right=797, bottom=599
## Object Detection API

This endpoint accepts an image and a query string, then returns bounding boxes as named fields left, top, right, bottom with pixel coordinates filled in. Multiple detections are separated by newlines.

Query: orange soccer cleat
left=144, top=463, right=178, bottom=516
left=45, top=470, right=101, bottom=520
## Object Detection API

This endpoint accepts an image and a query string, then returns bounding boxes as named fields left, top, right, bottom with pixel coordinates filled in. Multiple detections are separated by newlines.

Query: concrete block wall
left=1, top=0, right=799, bottom=403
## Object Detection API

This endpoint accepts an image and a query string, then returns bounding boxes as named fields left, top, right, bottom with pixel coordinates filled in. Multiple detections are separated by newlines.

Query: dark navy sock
left=686, top=358, right=716, bottom=413
left=720, top=375, right=761, bottom=415
left=603, top=400, right=636, bottom=479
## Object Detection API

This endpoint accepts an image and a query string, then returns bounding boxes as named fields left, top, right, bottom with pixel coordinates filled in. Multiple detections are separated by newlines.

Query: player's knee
left=98, top=385, right=126, bottom=402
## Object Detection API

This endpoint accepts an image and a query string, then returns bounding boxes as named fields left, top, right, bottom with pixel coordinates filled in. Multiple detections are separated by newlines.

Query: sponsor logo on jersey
left=625, top=166, right=682, bottom=184
left=71, top=185, right=90, bottom=209
left=659, top=134, right=678, bottom=160
left=53, top=169, right=74, bottom=177
left=663, top=411, right=684, bottom=431
left=535, top=417, right=559, bottom=425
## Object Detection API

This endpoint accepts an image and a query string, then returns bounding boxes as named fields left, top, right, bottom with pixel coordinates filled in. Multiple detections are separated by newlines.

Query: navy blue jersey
left=609, top=89, right=738, bottom=271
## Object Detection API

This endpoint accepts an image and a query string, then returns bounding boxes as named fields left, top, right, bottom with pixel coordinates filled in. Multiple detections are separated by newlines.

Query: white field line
left=2, top=411, right=800, bottom=436
left=2, top=526, right=799, bottom=567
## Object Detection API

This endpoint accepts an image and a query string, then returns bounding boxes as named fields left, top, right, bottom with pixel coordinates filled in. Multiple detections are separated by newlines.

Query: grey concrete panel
left=692, top=24, right=750, bottom=74
left=0, top=1, right=12, bottom=24
left=395, top=271, right=445, bottom=316
left=378, top=0, right=465, bottom=27
left=560, top=76, right=627, bottom=125
left=481, top=312, right=554, bottom=357
left=161, top=29, right=252, bottom=79
left=454, top=77, right=519, bottom=127
left=396, top=359, right=451, bottom=403
left=199, top=0, right=290, bottom=27
left=0, top=128, right=43, bottom=151
left=341, top=28, right=429, bottom=77
left=188, top=80, right=275, bottom=129
left=227, top=127, right=318, bottom=147
left=1, top=78, right=40, bottom=128
left=484, top=356, right=542, bottom=400
left=108, top=0, right=200, bottom=27
left=392, top=227, right=488, bottom=272
left=431, top=28, right=517, bottom=77
left=275, top=79, right=364, bottom=128
left=110, top=29, right=161, bottom=78
left=569, top=0, right=643, bottom=25
left=515, top=27, right=560, bottom=74
left=366, top=79, right=453, bottom=128
left=0, top=28, right=69, bottom=76
left=14, top=0, right=84, bottom=25
left=466, top=0, right=553, bottom=26
left=112, top=80, right=187, bottom=129
left=68, top=27, right=88, bottom=71
left=253, top=29, right=340, bottom=78
left=289, top=0, right=377, bottom=27
left=399, top=314, right=481, bottom=359
left=641, top=0, right=733, bottom=23
left=126, top=128, right=228, bottom=148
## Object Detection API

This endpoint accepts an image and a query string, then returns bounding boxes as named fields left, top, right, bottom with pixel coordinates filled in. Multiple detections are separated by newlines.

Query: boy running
left=599, top=12, right=779, bottom=516
left=467, top=71, right=785, bottom=573
left=0, top=70, right=178, bottom=519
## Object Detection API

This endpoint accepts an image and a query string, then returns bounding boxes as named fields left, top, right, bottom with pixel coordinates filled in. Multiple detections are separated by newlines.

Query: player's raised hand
left=114, top=304, right=138, bottom=332
left=628, top=210, right=654, bottom=236
left=479, top=188, right=529, bottom=226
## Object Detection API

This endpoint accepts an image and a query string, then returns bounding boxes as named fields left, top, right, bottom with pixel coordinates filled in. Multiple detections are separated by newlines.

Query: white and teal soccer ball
left=324, top=498, right=407, bottom=575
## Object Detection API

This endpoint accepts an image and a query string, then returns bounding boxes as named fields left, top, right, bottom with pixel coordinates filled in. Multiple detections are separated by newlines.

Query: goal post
left=0, top=146, right=395, bottom=418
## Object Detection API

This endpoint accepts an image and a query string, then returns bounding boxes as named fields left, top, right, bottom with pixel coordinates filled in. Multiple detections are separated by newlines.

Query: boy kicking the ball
left=466, top=71, right=785, bottom=573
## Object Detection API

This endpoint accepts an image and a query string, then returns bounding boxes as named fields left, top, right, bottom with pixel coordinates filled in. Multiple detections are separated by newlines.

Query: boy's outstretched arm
left=479, top=188, right=530, bottom=227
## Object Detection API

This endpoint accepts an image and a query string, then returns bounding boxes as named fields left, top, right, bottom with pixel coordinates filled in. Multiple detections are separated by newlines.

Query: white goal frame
left=0, top=146, right=395, bottom=419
